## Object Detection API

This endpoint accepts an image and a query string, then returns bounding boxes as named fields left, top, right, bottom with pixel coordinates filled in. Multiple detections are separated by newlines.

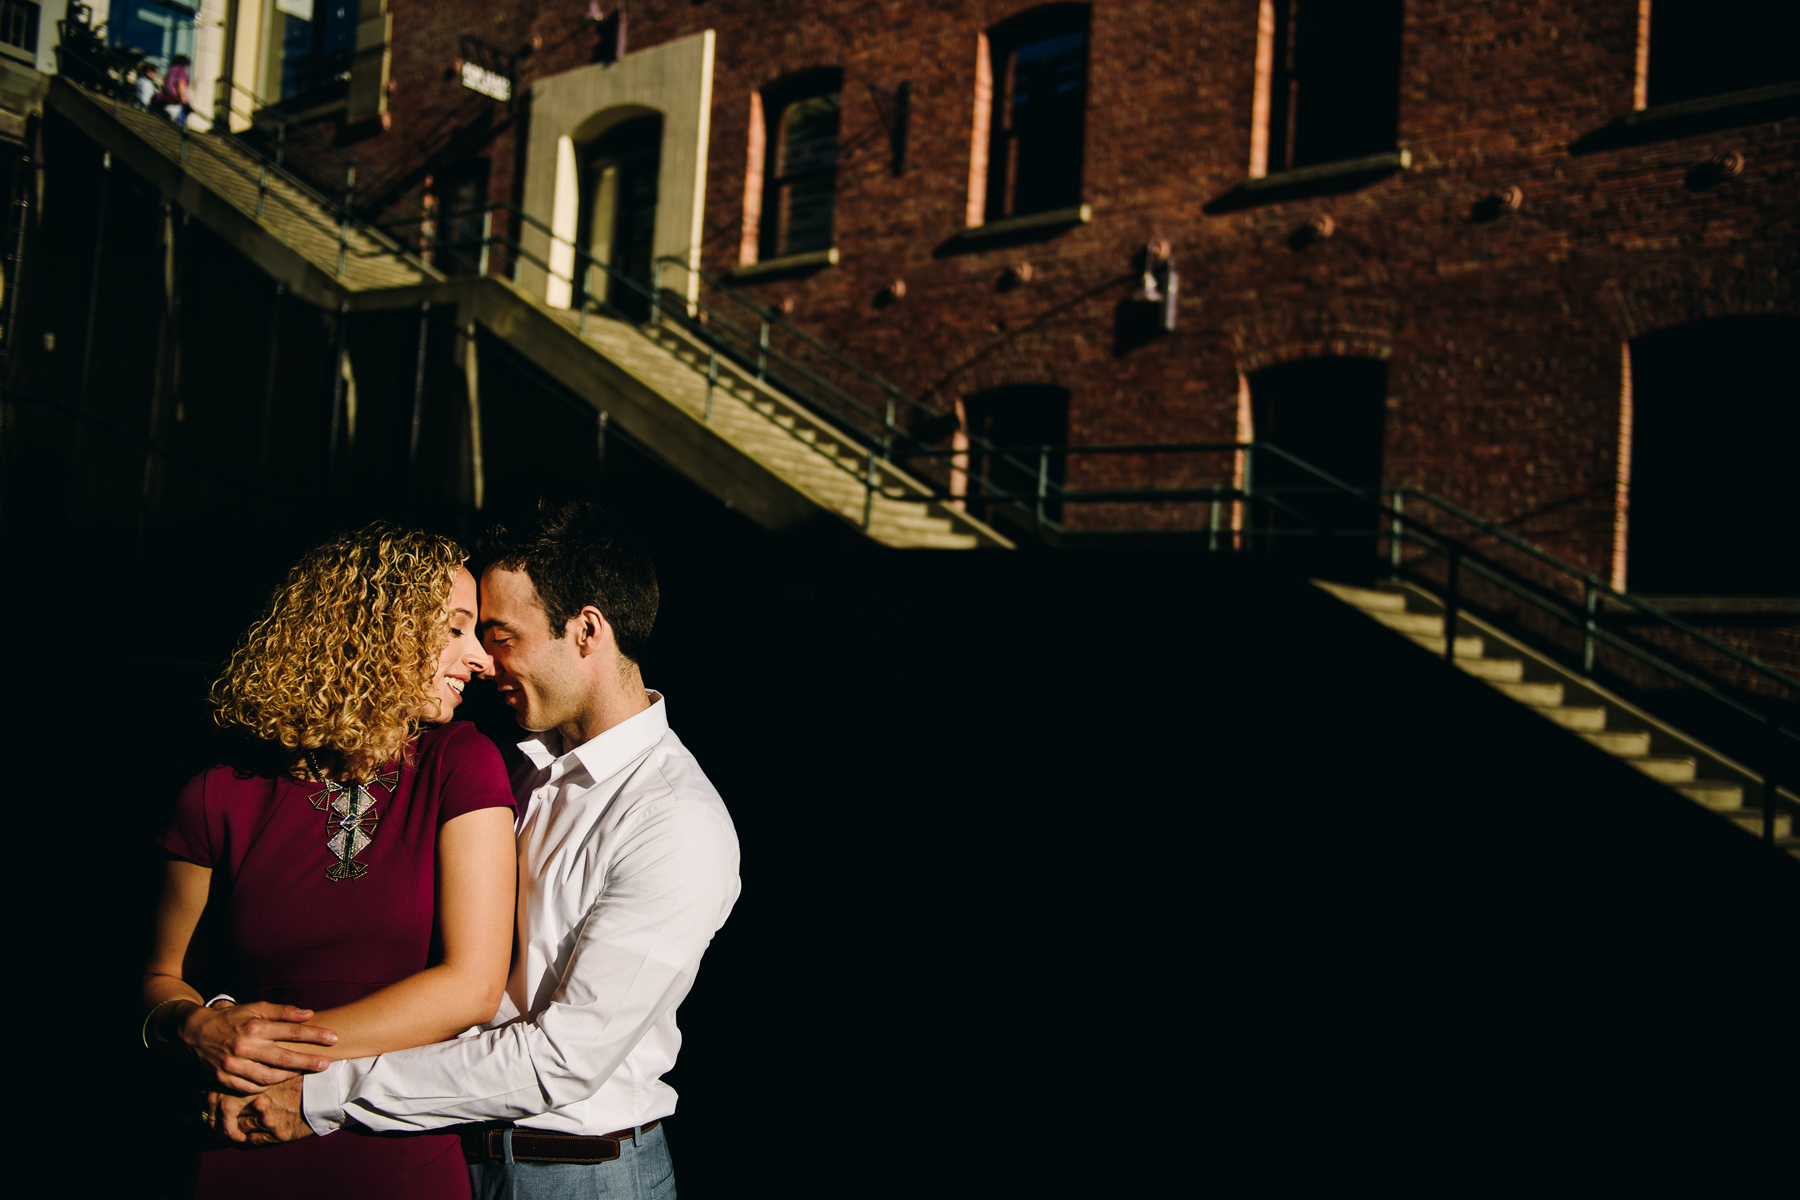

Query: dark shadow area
left=15, top=525, right=1796, bottom=1196
left=1249, top=356, right=1388, bottom=578
left=1627, top=315, right=1800, bottom=596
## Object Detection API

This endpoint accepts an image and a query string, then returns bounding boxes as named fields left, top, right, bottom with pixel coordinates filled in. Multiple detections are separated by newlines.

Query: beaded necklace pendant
left=308, top=767, right=399, bottom=881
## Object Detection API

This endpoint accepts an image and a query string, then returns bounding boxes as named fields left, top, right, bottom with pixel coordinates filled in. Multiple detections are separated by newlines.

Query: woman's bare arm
left=145, top=806, right=515, bottom=1088
left=143, top=860, right=338, bottom=1092
left=277, top=805, right=516, bottom=1061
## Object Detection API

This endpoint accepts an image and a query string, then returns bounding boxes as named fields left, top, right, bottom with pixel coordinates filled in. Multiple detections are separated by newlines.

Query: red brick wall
left=345, top=0, right=1798, bottom=573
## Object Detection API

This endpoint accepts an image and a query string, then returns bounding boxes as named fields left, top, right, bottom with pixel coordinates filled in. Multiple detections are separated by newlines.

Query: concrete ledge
left=955, top=203, right=1091, bottom=242
left=1624, top=80, right=1800, bottom=127
left=1242, top=148, right=1411, bottom=192
left=729, top=247, right=838, bottom=279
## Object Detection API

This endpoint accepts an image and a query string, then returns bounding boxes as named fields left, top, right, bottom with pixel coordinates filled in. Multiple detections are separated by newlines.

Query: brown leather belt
left=461, top=1120, right=660, bottom=1165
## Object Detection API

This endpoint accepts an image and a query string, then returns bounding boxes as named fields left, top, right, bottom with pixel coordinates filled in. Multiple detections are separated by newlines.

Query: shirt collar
left=517, top=690, right=668, bottom=784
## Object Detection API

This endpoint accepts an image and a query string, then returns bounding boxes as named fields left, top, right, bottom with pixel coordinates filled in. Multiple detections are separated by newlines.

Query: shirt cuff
left=301, top=1060, right=351, bottom=1136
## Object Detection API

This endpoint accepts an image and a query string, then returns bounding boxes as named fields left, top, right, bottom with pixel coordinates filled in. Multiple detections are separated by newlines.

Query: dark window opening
left=266, top=0, right=358, bottom=104
left=1249, top=357, right=1387, bottom=563
left=1266, top=0, right=1403, bottom=172
left=963, top=384, right=1069, bottom=525
left=761, top=70, right=841, bottom=260
left=0, top=0, right=39, bottom=55
left=577, top=114, right=662, bottom=323
left=1627, top=317, right=1800, bottom=595
left=1645, top=0, right=1800, bottom=107
left=433, top=159, right=491, bottom=276
left=986, top=5, right=1089, bottom=221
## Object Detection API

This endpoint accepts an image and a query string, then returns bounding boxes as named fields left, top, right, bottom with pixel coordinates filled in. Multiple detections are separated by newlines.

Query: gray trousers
left=466, top=1122, right=676, bottom=1200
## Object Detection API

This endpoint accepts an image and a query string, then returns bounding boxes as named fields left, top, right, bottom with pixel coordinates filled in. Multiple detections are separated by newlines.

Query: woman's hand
left=178, top=1001, right=339, bottom=1093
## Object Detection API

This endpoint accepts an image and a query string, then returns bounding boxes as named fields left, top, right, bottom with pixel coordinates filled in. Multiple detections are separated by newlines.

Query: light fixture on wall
left=1128, top=236, right=1177, bottom=333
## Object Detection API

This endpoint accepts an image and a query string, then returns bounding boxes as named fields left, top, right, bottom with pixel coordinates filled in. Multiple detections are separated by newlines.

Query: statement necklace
left=304, top=753, right=398, bottom=881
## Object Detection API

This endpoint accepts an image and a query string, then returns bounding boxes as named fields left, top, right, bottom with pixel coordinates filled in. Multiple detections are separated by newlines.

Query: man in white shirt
left=237, top=502, right=741, bottom=1199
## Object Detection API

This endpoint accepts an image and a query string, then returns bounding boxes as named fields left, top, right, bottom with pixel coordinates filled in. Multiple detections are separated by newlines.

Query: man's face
left=479, top=565, right=584, bottom=733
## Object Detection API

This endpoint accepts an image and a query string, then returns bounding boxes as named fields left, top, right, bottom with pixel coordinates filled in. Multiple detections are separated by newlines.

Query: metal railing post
left=1242, top=442, right=1255, bottom=551
left=1763, top=728, right=1777, bottom=842
left=1582, top=583, right=1598, bottom=675
left=276, top=122, right=285, bottom=167
left=256, top=163, right=268, bottom=219
left=179, top=120, right=188, bottom=163
left=1035, top=445, right=1049, bottom=535
left=705, top=347, right=718, bottom=421
left=337, top=211, right=348, bottom=277
left=883, top=395, right=896, bottom=460
left=863, top=448, right=877, bottom=530
left=757, top=317, right=769, bottom=381
left=1209, top=495, right=1221, bottom=552
left=1390, top=489, right=1404, bottom=575
left=478, top=209, right=491, bottom=276
left=650, top=258, right=663, bottom=325
left=577, top=261, right=589, bottom=336
left=1443, top=546, right=1461, bottom=662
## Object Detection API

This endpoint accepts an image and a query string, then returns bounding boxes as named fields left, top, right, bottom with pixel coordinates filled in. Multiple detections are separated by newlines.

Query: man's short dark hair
left=481, top=501, right=659, bottom=662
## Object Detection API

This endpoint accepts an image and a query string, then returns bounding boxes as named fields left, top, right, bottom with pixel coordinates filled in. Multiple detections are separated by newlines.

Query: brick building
left=211, top=0, right=1800, bottom=593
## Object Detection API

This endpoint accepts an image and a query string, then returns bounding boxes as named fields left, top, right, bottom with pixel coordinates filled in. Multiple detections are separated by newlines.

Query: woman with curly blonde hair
left=141, top=523, right=517, bottom=1200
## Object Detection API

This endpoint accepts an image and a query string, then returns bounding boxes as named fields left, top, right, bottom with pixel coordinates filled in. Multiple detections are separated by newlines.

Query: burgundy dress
left=157, top=721, right=515, bottom=1200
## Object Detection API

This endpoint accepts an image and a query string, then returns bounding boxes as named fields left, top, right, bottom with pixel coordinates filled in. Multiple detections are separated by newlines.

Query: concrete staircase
left=49, top=79, right=1008, bottom=549
left=553, top=310, right=1009, bottom=548
left=95, top=96, right=429, bottom=292
left=1315, top=580, right=1800, bottom=859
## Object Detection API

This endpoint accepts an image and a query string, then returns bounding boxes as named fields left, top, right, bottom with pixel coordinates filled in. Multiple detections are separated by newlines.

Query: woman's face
left=424, top=566, right=492, bottom=724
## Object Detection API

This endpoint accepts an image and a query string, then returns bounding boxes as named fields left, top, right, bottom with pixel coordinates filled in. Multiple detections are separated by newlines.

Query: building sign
left=460, top=59, right=511, bottom=102
left=457, top=36, right=517, bottom=104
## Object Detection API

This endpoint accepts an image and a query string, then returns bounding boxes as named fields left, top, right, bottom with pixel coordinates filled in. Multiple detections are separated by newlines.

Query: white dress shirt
left=303, top=692, right=740, bottom=1136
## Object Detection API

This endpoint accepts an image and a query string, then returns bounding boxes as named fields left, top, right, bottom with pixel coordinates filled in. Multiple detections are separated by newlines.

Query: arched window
left=1248, top=357, right=1388, bottom=558
left=1257, top=0, right=1403, bottom=174
left=1626, top=317, right=1799, bottom=594
left=759, top=69, right=842, bottom=261
left=983, top=6, right=1089, bottom=221
left=576, top=113, right=662, bottom=322
left=1642, top=0, right=1800, bottom=107
left=959, top=384, right=1070, bottom=526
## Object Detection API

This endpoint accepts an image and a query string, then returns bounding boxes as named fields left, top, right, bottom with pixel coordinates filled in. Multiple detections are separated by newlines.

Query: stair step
left=1531, top=704, right=1607, bottom=731
left=1491, top=679, right=1564, bottom=706
left=1314, top=581, right=1407, bottom=612
left=1674, top=780, right=1746, bottom=810
left=1623, top=755, right=1698, bottom=783
left=1404, top=632, right=1485, bottom=659
left=1726, top=809, right=1793, bottom=839
left=1581, top=729, right=1652, bottom=756
left=1372, top=610, right=1448, bottom=636
left=1455, top=656, right=1524, bottom=682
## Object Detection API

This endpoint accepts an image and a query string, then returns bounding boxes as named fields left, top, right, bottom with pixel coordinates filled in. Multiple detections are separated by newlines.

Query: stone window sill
left=956, top=203, right=1091, bottom=242
left=1624, top=79, right=1800, bottom=128
left=1242, top=148, right=1412, bottom=193
left=730, top=247, right=839, bottom=279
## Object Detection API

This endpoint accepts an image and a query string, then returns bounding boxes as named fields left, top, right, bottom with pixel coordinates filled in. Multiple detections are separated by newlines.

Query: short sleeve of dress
left=156, top=769, right=215, bottom=867
left=435, top=724, right=516, bottom=825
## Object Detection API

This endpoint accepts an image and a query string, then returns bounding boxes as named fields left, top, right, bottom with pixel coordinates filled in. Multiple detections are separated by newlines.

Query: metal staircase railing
left=54, top=48, right=1798, bottom=845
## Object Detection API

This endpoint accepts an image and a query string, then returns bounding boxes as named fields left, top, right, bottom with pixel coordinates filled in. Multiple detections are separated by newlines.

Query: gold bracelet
left=140, top=997, right=198, bottom=1049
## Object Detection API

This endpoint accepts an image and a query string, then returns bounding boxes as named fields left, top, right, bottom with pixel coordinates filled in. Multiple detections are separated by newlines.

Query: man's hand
left=180, top=1001, right=338, bottom=1093
left=215, top=1076, right=315, bottom=1146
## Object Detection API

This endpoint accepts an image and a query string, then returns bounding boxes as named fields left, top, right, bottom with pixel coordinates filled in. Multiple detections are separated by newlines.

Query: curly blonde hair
left=211, top=523, right=467, bottom=781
